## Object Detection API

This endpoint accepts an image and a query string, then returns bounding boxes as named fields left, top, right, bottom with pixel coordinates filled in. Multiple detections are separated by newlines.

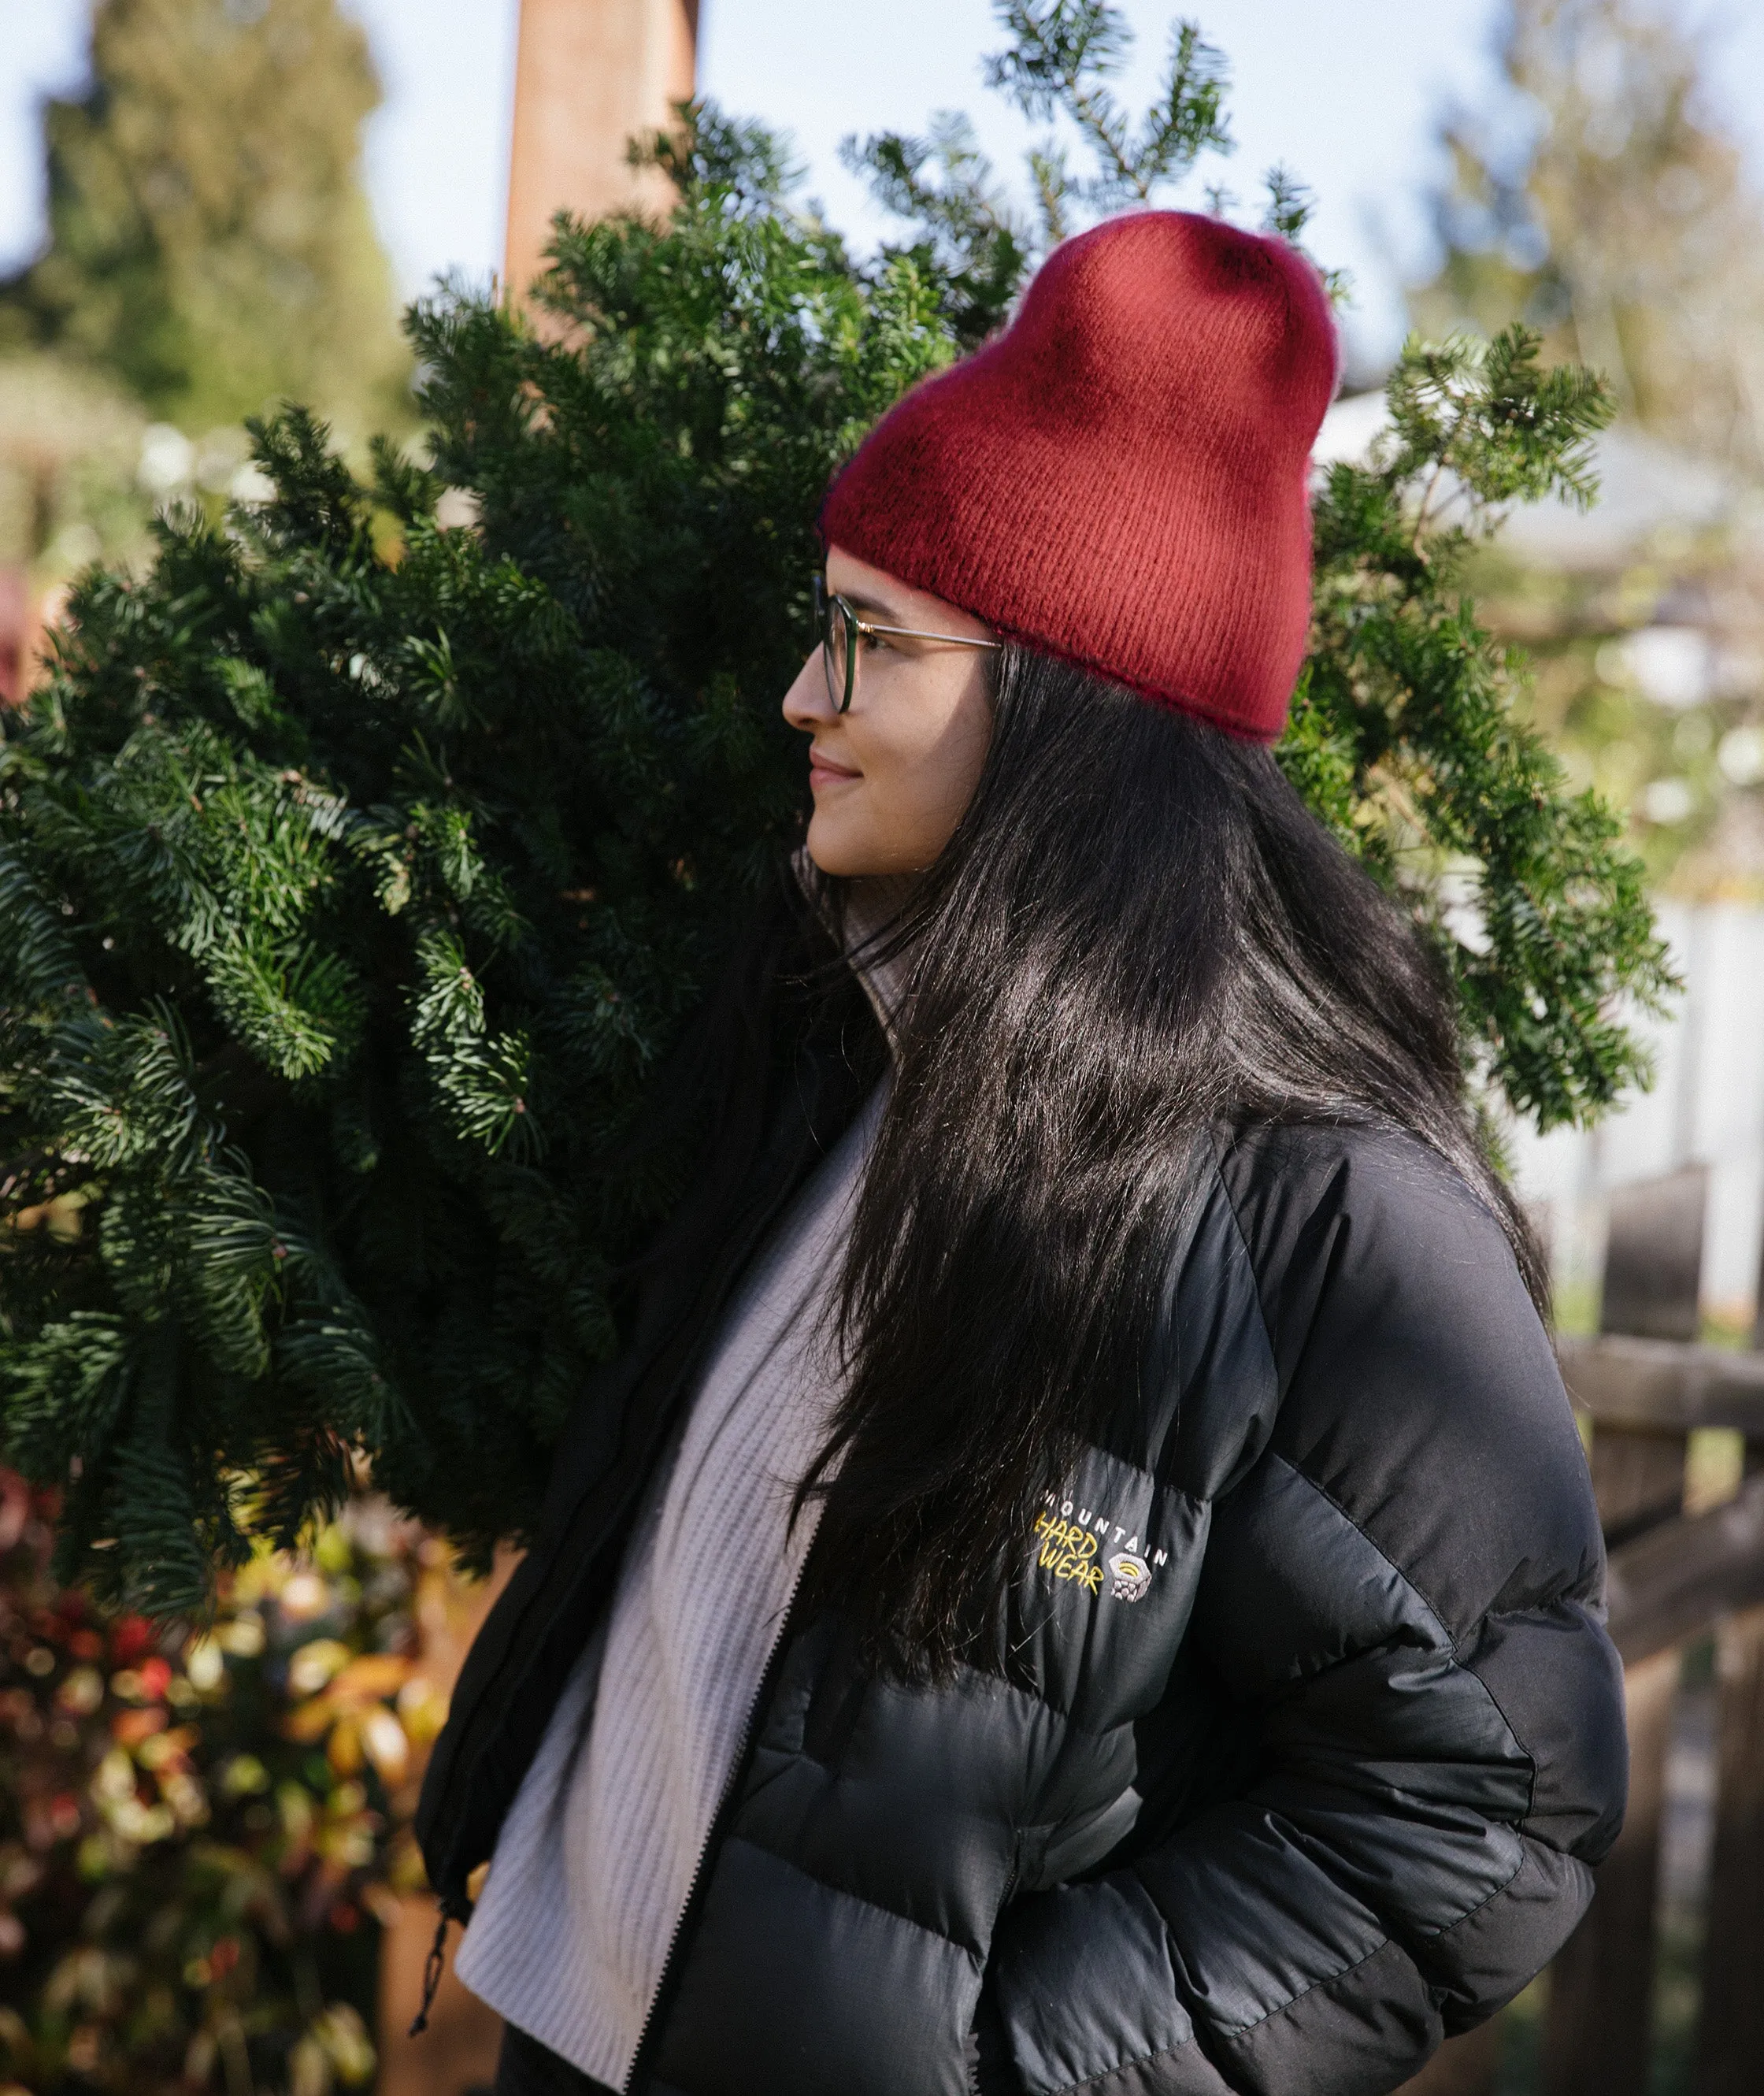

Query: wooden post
left=0, top=566, right=28, bottom=706
left=502, top=0, right=699, bottom=302
left=1688, top=1135, right=1764, bottom=2085
left=1588, top=1167, right=1701, bottom=1547
left=1692, top=1601, right=1764, bottom=2096
left=1602, top=1167, right=1707, bottom=1345
left=377, top=1909, right=503, bottom=2096
left=1541, top=1647, right=1677, bottom=2096
left=1391, top=2020, right=1503, bottom=2096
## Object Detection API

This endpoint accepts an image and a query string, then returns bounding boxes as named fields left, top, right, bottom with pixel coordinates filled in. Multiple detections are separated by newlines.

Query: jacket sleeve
left=987, top=1128, right=1628, bottom=2096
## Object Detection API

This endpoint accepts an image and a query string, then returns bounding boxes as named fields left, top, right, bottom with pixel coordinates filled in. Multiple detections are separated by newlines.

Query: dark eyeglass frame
left=814, top=573, right=1001, bottom=713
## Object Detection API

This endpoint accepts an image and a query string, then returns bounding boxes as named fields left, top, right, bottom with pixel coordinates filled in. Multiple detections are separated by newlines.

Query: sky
left=702, top=0, right=1515, bottom=365
left=3, top=0, right=1764, bottom=370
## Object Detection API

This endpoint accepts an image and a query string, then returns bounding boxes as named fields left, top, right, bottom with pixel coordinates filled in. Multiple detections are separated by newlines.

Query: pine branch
left=1299, top=321, right=1673, bottom=1130
left=984, top=5, right=1232, bottom=221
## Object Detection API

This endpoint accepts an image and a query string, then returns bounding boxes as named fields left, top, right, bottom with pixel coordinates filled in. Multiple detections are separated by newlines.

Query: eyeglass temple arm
left=855, top=617, right=1002, bottom=651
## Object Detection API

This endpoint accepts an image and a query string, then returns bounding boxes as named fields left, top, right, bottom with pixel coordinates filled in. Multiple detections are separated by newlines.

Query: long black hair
left=777, top=644, right=1544, bottom=1679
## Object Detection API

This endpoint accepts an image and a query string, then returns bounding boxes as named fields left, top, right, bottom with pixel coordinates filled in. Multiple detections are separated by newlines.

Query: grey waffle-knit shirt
left=454, top=1080, right=887, bottom=2087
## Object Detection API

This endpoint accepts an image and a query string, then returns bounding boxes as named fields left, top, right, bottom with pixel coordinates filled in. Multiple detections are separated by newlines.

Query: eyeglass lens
left=818, top=580, right=854, bottom=711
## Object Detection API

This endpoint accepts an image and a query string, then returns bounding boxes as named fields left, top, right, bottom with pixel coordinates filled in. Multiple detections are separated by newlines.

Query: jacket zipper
left=621, top=1564, right=812, bottom=2095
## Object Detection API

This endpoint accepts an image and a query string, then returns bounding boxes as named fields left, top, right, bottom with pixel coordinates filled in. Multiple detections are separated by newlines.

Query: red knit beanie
left=820, top=210, right=1339, bottom=742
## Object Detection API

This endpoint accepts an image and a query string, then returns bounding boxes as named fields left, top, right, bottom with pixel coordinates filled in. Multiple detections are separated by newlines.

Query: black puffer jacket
left=417, top=1034, right=1626, bottom=2096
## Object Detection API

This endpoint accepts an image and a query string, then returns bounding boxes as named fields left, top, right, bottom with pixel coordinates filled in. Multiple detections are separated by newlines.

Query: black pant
left=491, top=2024, right=618, bottom=2096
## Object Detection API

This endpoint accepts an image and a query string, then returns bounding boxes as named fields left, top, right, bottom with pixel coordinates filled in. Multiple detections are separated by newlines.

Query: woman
left=417, top=211, right=1625, bottom=2096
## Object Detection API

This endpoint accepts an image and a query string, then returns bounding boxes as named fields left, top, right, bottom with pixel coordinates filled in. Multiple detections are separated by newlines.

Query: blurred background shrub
left=0, top=1465, right=449, bottom=2094
left=1408, top=0, right=1764, bottom=901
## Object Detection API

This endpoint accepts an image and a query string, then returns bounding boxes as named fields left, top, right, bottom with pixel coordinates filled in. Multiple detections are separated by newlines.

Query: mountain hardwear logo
left=1034, top=1494, right=1166, bottom=1601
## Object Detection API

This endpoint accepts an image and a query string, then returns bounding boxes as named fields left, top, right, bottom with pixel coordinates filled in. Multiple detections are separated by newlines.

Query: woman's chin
left=806, top=810, right=939, bottom=880
left=804, top=820, right=874, bottom=879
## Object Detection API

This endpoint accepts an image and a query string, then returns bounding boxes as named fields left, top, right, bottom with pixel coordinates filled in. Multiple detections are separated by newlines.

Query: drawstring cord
left=409, top=1909, right=451, bottom=2036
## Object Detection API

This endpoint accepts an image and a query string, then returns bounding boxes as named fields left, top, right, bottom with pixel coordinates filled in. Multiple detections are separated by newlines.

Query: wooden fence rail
left=1546, top=1336, right=1764, bottom=2096
left=1402, top=1170, right=1764, bottom=2096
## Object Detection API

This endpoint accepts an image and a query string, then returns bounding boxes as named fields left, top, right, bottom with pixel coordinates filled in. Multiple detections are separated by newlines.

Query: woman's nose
left=782, top=649, right=835, bottom=730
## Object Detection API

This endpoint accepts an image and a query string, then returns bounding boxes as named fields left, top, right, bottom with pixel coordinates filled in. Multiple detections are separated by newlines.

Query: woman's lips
left=809, top=752, right=861, bottom=792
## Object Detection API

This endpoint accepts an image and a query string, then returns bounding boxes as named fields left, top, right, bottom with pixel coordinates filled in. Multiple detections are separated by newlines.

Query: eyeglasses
left=814, top=573, right=1001, bottom=713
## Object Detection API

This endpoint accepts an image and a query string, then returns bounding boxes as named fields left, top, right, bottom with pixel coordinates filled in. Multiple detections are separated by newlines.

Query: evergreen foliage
left=0, top=0, right=410, bottom=437
left=1299, top=325, right=1662, bottom=1129
left=0, top=6, right=1671, bottom=1613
